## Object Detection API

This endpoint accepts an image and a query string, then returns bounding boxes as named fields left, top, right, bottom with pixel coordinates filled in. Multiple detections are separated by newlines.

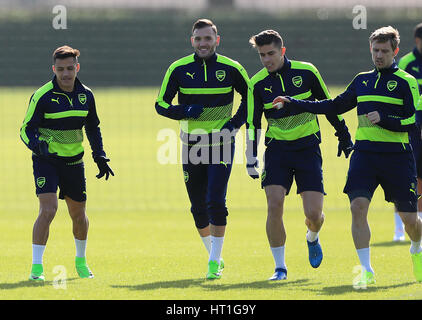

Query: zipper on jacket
left=203, top=60, right=208, bottom=82
left=277, top=73, right=285, bottom=92
left=374, top=72, right=381, bottom=89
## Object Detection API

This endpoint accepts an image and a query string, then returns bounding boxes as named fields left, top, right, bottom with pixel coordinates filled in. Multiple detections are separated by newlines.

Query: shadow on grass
left=371, top=240, right=411, bottom=247
left=111, top=278, right=312, bottom=291
left=0, top=278, right=79, bottom=290
left=313, top=281, right=415, bottom=296
left=115, top=277, right=416, bottom=296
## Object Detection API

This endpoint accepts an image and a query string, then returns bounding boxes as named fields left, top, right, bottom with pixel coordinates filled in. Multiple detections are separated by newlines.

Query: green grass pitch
left=0, top=86, right=421, bottom=300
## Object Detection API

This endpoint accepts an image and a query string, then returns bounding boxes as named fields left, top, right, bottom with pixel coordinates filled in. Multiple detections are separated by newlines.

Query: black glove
left=184, top=104, right=204, bottom=119
left=335, top=130, right=354, bottom=158
left=94, top=156, right=114, bottom=180
left=246, top=158, right=259, bottom=179
left=34, top=140, right=57, bottom=157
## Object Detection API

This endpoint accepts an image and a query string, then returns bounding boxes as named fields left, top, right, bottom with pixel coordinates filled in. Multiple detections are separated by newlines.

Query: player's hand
left=184, top=104, right=204, bottom=119
left=246, top=158, right=259, bottom=179
left=94, top=156, right=114, bottom=180
left=35, top=140, right=57, bottom=157
left=272, top=96, right=290, bottom=110
left=366, top=111, right=381, bottom=124
left=335, top=130, right=354, bottom=158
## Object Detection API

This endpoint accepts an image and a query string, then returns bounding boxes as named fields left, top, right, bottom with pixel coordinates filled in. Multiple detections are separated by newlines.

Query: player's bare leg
left=197, top=225, right=210, bottom=237
left=399, top=211, right=422, bottom=281
left=302, top=191, right=324, bottom=235
left=33, top=193, right=58, bottom=245
left=65, top=196, right=88, bottom=240
left=350, top=197, right=375, bottom=285
left=350, top=197, right=371, bottom=249
left=265, top=185, right=286, bottom=247
left=302, top=191, right=324, bottom=268
left=265, top=185, right=287, bottom=280
left=65, top=196, right=93, bottom=278
left=29, top=193, right=58, bottom=281
left=399, top=211, right=422, bottom=242
left=418, top=177, right=422, bottom=219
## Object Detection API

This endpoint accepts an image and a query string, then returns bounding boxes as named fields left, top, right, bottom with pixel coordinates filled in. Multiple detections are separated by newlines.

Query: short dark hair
left=369, top=26, right=400, bottom=51
left=52, top=45, right=80, bottom=63
left=192, top=18, right=217, bottom=35
left=414, top=23, right=422, bottom=39
left=249, top=30, right=284, bottom=49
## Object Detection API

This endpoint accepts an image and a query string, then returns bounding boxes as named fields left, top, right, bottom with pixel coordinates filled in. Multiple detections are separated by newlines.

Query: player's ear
left=281, top=47, right=286, bottom=55
left=394, top=47, right=399, bottom=56
left=216, top=35, right=221, bottom=46
left=52, top=65, right=55, bottom=73
left=76, top=63, right=80, bottom=72
left=190, top=36, right=194, bottom=47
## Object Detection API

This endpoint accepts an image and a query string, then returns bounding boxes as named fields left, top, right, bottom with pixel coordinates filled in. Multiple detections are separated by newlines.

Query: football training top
left=286, top=61, right=420, bottom=153
left=20, top=76, right=106, bottom=163
left=155, top=52, right=251, bottom=146
left=247, top=56, right=348, bottom=156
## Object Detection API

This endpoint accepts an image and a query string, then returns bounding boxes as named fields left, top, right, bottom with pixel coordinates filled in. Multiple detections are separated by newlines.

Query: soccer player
left=20, top=46, right=114, bottom=281
left=155, top=19, right=250, bottom=280
left=275, top=26, right=422, bottom=285
left=246, top=30, right=353, bottom=280
left=393, top=22, right=422, bottom=241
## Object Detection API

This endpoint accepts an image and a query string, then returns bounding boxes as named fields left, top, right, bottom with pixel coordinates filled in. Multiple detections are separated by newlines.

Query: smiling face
left=52, top=57, right=80, bottom=92
left=257, top=43, right=285, bottom=73
left=191, top=26, right=220, bottom=59
left=370, top=40, right=398, bottom=70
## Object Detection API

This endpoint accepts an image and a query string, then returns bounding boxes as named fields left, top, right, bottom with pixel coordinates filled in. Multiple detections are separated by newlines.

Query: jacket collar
left=270, top=56, right=291, bottom=76
left=52, top=75, right=84, bottom=93
left=194, top=52, right=218, bottom=64
left=374, top=60, right=399, bottom=74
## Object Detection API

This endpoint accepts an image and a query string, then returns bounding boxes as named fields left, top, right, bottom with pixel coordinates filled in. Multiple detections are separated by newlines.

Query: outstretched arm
left=308, top=67, right=354, bottom=158
left=276, top=86, right=357, bottom=116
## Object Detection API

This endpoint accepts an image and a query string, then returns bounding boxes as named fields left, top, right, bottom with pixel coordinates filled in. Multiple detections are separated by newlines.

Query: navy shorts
left=343, top=150, right=417, bottom=209
left=32, top=155, right=87, bottom=202
left=261, top=142, right=325, bottom=195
